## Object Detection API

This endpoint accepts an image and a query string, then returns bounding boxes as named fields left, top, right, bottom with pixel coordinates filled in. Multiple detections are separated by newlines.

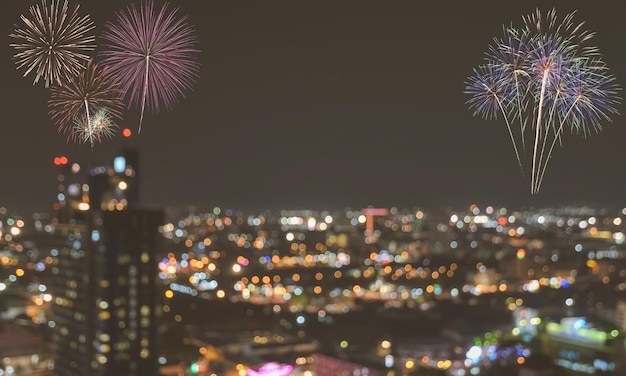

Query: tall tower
left=48, top=221, right=91, bottom=374
left=89, top=208, right=163, bottom=376
left=49, top=149, right=163, bottom=376
left=52, top=148, right=139, bottom=223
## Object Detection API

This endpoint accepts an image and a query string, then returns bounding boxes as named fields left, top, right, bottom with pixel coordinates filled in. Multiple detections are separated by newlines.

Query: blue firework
left=465, top=8, right=621, bottom=194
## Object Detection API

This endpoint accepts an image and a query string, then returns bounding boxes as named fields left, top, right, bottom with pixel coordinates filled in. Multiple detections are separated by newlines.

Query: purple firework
left=99, top=0, right=200, bottom=133
left=465, top=8, right=621, bottom=194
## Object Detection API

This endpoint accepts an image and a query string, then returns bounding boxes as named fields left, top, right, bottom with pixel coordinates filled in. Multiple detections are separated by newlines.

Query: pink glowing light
left=247, top=362, right=294, bottom=376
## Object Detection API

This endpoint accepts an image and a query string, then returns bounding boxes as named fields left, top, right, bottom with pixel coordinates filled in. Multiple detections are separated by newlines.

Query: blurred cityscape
left=1, top=149, right=626, bottom=376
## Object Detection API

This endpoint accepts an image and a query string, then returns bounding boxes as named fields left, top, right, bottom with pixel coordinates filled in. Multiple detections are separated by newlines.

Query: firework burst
left=99, top=0, right=200, bottom=133
left=9, top=0, right=96, bottom=87
left=73, top=108, right=118, bottom=148
left=465, top=8, right=621, bottom=194
left=48, top=59, right=124, bottom=144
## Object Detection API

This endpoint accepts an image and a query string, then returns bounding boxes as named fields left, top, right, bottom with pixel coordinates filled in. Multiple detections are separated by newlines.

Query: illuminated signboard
left=247, top=362, right=294, bottom=376
left=546, top=321, right=606, bottom=345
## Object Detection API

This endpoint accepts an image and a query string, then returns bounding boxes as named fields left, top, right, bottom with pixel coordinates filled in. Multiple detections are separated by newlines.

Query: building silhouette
left=49, top=149, right=163, bottom=376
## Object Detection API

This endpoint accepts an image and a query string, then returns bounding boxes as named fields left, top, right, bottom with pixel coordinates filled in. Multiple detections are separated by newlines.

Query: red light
left=122, top=128, right=132, bottom=137
left=53, top=157, right=61, bottom=165
left=60, top=156, right=68, bottom=165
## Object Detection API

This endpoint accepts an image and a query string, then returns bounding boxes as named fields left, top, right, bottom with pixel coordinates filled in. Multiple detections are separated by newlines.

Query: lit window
left=114, top=157, right=126, bottom=173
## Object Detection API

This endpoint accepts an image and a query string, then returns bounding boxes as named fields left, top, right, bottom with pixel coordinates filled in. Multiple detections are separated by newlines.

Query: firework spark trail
left=535, top=59, right=621, bottom=190
left=84, top=99, right=92, bottom=149
left=465, top=8, right=621, bottom=194
left=466, top=65, right=523, bottom=174
left=99, top=0, right=200, bottom=133
left=10, top=0, right=95, bottom=87
left=489, top=27, right=532, bottom=157
left=49, top=60, right=124, bottom=144
left=531, top=69, right=549, bottom=194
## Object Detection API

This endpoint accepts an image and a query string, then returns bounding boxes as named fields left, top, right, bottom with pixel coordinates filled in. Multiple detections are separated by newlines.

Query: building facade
left=49, top=149, right=163, bottom=376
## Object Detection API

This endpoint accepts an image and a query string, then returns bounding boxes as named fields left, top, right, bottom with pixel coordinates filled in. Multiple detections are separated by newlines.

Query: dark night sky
left=2, top=1, right=626, bottom=214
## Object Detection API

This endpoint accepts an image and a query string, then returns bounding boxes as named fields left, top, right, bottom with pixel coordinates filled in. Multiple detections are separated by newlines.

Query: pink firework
left=99, top=0, right=200, bottom=133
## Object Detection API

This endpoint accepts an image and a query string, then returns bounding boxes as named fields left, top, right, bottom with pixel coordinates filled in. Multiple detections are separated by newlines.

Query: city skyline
left=4, top=191, right=626, bottom=375
left=2, top=0, right=626, bottom=214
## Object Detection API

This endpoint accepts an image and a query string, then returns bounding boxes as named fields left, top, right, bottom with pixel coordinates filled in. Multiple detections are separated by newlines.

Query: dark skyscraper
left=49, top=221, right=91, bottom=375
left=89, top=208, right=163, bottom=376
left=49, top=149, right=163, bottom=376
left=53, top=148, right=139, bottom=223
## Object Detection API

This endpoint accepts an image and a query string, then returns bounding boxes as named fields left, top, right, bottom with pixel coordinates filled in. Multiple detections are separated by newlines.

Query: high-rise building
left=52, top=148, right=139, bottom=223
left=48, top=221, right=91, bottom=375
left=49, top=149, right=163, bottom=376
